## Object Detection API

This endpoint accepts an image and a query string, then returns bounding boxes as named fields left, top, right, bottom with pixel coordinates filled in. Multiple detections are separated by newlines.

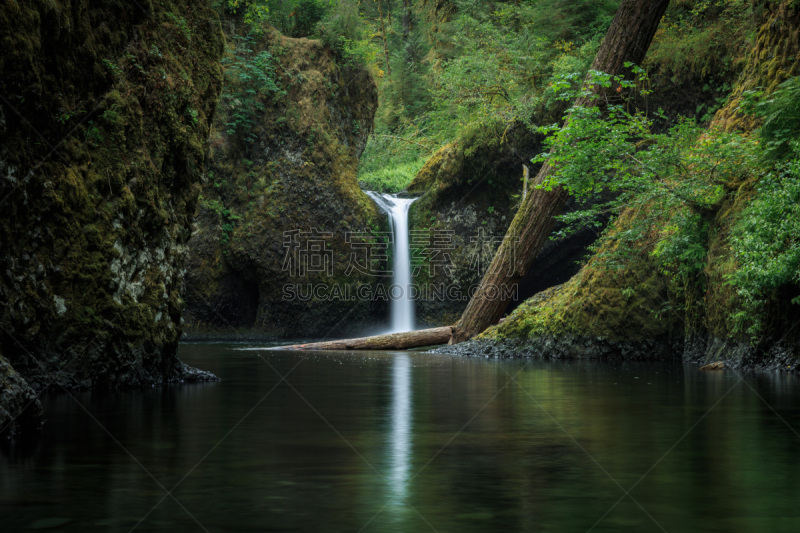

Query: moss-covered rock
left=433, top=201, right=681, bottom=356
left=403, top=26, right=747, bottom=329
left=438, top=164, right=800, bottom=370
left=0, top=350, right=44, bottom=439
left=0, top=0, right=225, bottom=390
left=713, top=0, right=800, bottom=131
left=405, top=124, right=608, bottom=327
left=439, top=3, right=800, bottom=371
left=434, top=202, right=691, bottom=361
left=463, top=174, right=800, bottom=370
left=183, top=27, right=387, bottom=338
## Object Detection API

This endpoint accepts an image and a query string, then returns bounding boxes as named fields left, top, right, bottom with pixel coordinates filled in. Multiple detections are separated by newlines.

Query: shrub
left=315, top=0, right=370, bottom=65
left=289, top=0, right=329, bottom=37
left=729, top=142, right=800, bottom=336
left=222, top=33, right=286, bottom=145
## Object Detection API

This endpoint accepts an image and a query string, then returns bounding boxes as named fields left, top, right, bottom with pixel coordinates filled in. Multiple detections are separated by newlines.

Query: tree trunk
left=277, top=327, right=453, bottom=351
left=450, top=0, right=671, bottom=344
left=402, top=0, right=411, bottom=37
left=375, top=0, right=392, bottom=76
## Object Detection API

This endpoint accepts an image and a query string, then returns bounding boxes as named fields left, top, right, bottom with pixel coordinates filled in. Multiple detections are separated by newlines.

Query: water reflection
left=389, top=353, right=412, bottom=502
left=3, top=347, right=800, bottom=533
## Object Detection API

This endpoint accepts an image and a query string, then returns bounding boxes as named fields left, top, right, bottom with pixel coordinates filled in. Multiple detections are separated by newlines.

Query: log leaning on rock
left=276, top=327, right=453, bottom=351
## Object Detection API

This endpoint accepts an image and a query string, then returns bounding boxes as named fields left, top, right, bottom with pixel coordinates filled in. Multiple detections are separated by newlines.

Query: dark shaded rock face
left=183, top=29, right=387, bottom=338
left=516, top=216, right=599, bottom=306
left=0, top=352, right=44, bottom=439
left=0, top=0, right=224, bottom=405
left=405, top=126, right=600, bottom=327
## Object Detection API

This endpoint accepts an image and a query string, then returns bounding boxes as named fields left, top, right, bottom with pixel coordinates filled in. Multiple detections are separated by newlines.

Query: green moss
left=0, top=0, right=225, bottom=385
left=713, top=0, right=800, bottom=132
left=184, top=26, right=385, bottom=337
left=485, top=210, right=682, bottom=344
left=407, top=142, right=465, bottom=195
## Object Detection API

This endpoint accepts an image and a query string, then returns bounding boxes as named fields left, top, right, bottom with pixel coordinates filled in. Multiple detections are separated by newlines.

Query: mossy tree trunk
left=375, top=0, right=392, bottom=76
left=402, top=0, right=412, bottom=36
left=451, top=0, right=671, bottom=344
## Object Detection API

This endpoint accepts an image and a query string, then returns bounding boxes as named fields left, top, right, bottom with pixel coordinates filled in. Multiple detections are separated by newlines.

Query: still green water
left=2, top=342, right=800, bottom=532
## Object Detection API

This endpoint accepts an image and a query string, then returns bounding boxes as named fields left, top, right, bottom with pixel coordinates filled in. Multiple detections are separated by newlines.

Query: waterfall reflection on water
left=4, top=346, right=800, bottom=532
left=389, top=353, right=412, bottom=503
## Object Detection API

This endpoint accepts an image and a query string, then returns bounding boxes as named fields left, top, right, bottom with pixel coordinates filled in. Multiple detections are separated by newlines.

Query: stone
left=0, top=352, right=44, bottom=439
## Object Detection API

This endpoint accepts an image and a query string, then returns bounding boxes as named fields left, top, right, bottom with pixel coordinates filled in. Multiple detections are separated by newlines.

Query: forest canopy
left=213, top=0, right=756, bottom=192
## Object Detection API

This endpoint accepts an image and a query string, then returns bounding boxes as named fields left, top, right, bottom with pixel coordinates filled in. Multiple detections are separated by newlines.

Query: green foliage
left=742, top=76, right=800, bottom=160
left=728, top=143, right=800, bottom=337
left=497, top=0, right=619, bottom=44
left=84, top=121, right=104, bottom=145
left=165, top=12, right=192, bottom=41
left=101, top=59, right=123, bottom=78
left=358, top=156, right=427, bottom=193
left=358, top=119, right=434, bottom=191
left=258, top=0, right=332, bottom=37
left=645, top=0, right=751, bottom=82
left=215, top=0, right=271, bottom=27
left=222, top=33, right=286, bottom=145
left=429, top=15, right=548, bottom=133
left=651, top=213, right=710, bottom=280
left=215, top=0, right=342, bottom=44
left=537, top=68, right=764, bottom=281
left=534, top=66, right=800, bottom=340
left=201, top=196, right=242, bottom=244
left=316, top=0, right=372, bottom=66
left=288, top=0, right=329, bottom=36
left=358, top=0, right=614, bottom=191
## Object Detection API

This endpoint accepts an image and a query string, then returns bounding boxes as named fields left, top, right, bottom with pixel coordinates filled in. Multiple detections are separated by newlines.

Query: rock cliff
left=0, top=350, right=44, bottom=439
left=0, top=0, right=225, bottom=432
left=183, top=28, right=387, bottom=338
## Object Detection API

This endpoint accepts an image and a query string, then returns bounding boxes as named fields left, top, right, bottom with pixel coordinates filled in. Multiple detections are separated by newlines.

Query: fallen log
left=276, top=326, right=453, bottom=351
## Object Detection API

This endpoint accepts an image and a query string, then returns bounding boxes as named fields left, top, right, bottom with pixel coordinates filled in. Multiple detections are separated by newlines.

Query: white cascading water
left=365, top=192, right=417, bottom=333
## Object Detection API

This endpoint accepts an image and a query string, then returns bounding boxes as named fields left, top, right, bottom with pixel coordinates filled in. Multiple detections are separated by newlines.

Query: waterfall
left=365, top=192, right=417, bottom=333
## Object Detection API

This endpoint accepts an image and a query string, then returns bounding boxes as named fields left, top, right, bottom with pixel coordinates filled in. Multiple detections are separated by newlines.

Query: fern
left=758, top=76, right=800, bottom=160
